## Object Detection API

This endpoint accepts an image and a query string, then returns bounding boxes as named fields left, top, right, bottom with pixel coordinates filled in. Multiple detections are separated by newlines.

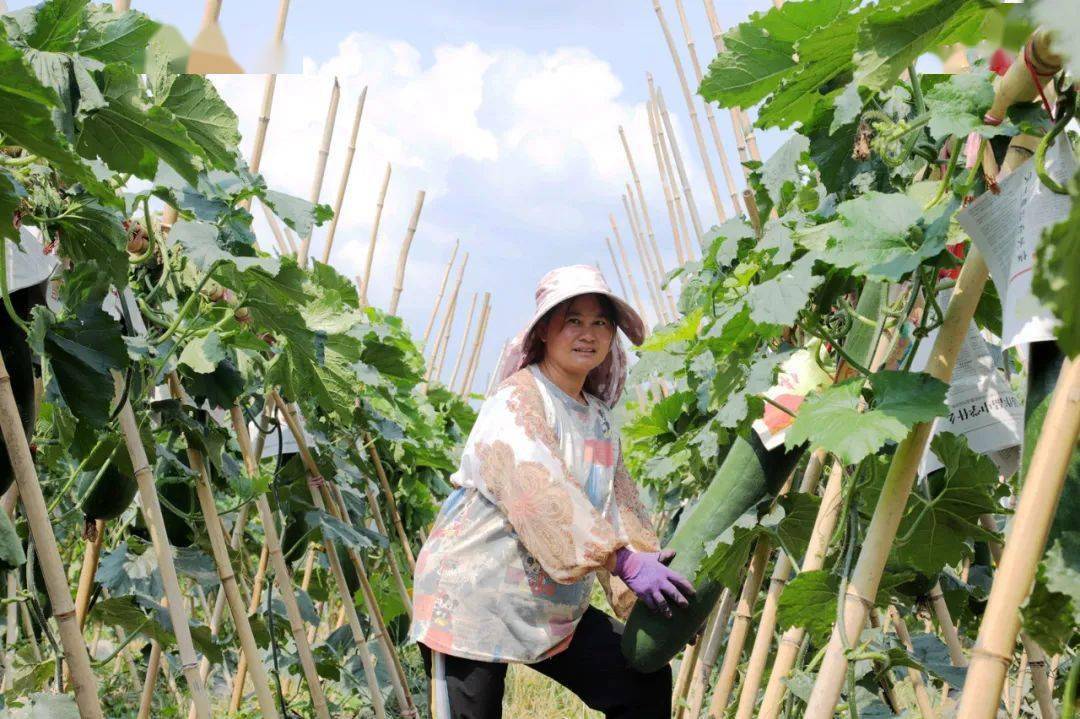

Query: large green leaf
left=76, top=64, right=201, bottom=183
left=923, top=69, right=1013, bottom=141
left=0, top=170, right=24, bottom=243
left=785, top=370, right=949, bottom=464
left=168, top=219, right=279, bottom=275
left=150, top=72, right=239, bottom=169
left=699, top=0, right=853, bottom=110
left=892, top=433, right=1001, bottom=575
left=3, top=0, right=86, bottom=52
left=0, top=30, right=108, bottom=197
left=757, top=133, right=810, bottom=208
left=854, top=0, right=982, bottom=91
left=700, top=24, right=796, bottom=109
left=1032, top=166, right=1080, bottom=357
left=778, top=569, right=914, bottom=641
left=743, top=254, right=822, bottom=327
left=262, top=189, right=333, bottom=238
left=756, top=6, right=865, bottom=129
left=829, top=191, right=945, bottom=280
left=43, top=303, right=129, bottom=428
left=77, top=4, right=159, bottom=65
left=45, top=197, right=128, bottom=286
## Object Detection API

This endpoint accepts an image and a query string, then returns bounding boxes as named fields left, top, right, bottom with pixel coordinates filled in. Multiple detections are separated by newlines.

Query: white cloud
left=209, top=30, right=722, bottom=375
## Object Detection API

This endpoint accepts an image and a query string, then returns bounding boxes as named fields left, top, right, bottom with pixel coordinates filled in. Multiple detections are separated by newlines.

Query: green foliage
left=784, top=371, right=949, bottom=464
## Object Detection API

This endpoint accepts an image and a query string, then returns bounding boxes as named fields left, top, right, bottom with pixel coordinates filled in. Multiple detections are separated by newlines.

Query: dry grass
left=502, top=662, right=603, bottom=718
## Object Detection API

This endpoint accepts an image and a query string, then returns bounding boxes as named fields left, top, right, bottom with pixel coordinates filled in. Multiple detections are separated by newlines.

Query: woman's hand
left=612, top=547, right=696, bottom=619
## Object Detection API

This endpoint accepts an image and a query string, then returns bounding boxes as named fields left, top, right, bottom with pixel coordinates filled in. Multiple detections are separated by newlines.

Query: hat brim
left=522, top=288, right=646, bottom=347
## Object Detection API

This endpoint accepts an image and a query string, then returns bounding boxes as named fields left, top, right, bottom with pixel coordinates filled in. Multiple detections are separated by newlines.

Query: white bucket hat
left=490, top=264, right=646, bottom=406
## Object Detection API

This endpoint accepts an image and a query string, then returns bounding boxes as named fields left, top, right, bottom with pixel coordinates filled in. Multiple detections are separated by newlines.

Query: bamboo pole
left=229, top=406, right=332, bottom=719
left=604, top=237, right=631, bottom=298
left=979, top=514, right=1055, bottom=719
left=427, top=251, right=468, bottom=381
left=363, top=484, right=413, bottom=618
left=162, top=379, right=279, bottom=719
left=887, top=606, right=938, bottom=719
left=803, top=248, right=991, bottom=719
left=260, top=202, right=292, bottom=256
left=432, top=290, right=459, bottom=384
left=459, top=292, right=491, bottom=396
left=609, top=214, right=649, bottom=324
left=360, top=163, right=393, bottom=308
left=672, top=630, right=704, bottom=718
left=927, top=583, right=967, bottom=666
left=759, top=461, right=846, bottom=719
left=646, top=97, right=688, bottom=267
left=116, top=396, right=213, bottom=719
left=956, top=357, right=1080, bottom=719
left=1010, top=652, right=1029, bottom=719
left=74, top=520, right=105, bottom=630
left=226, top=543, right=270, bottom=713
left=705, top=539, right=773, bottom=717
left=326, top=480, right=419, bottom=717
left=648, top=75, right=696, bottom=261
left=422, top=240, right=459, bottom=348
left=623, top=193, right=667, bottom=323
left=651, top=0, right=727, bottom=221
left=270, top=392, right=409, bottom=718
left=448, top=292, right=479, bottom=391
left=389, top=190, right=426, bottom=315
left=363, top=435, right=417, bottom=572
left=701, top=0, right=755, bottom=176
left=626, top=184, right=672, bottom=316
left=112, top=0, right=130, bottom=11
left=137, top=643, right=163, bottom=719
left=619, top=126, right=680, bottom=312
left=0, top=352, right=104, bottom=718
left=320, top=87, right=368, bottom=265
left=732, top=449, right=829, bottom=719
left=672, top=0, right=743, bottom=213
left=685, top=588, right=737, bottom=717
left=655, top=87, right=706, bottom=243
left=461, top=300, right=491, bottom=397
left=297, top=78, right=341, bottom=267
left=272, top=404, right=388, bottom=719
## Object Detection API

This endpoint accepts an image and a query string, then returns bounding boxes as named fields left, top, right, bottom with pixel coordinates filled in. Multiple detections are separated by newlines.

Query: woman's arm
left=463, top=371, right=627, bottom=584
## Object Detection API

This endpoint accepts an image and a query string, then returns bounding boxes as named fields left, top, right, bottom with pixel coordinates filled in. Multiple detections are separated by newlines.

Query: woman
left=409, top=264, right=694, bottom=718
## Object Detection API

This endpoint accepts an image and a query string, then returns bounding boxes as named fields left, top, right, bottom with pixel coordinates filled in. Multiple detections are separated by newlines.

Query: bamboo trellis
left=702, top=0, right=761, bottom=171
left=654, top=86, right=706, bottom=243
left=427, top=251, right=469, bottom=381
left=957, top=357, right=1080, bottom=719
left=651, top=0, right=727, bottom=221
left=298, top=79, right=341, bottom=267
left=460, top=293, right=492, bottom=396
left=672, top=0, right=743, bottom=213
left=359, top=163, right=393, bottom=307
left=448, top=292, right=480, bottom=391
left=609, top=213, right=649, bottom=326
left=604, top=237, right=631, bottom=298
left=388, top=190, right=427, bottom=315
left=623, top=191, right=671, bottom=323
left=422, top=239, right=461, bottom=349
left=802, top=247, right=991, bottom=719
left=321, top=87, right=368, bottom=264
left=0, top=354, right=104, bottom=719
left=646, top=96, right=690, bottom=266
left=618, top=126, right=678, bottom=315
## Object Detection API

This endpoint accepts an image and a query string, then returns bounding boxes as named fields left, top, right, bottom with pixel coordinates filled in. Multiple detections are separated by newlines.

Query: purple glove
left=613, top=547, right=696, bottom=618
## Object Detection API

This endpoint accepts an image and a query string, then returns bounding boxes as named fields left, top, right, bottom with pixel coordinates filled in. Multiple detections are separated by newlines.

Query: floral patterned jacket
left=408, top=365, right=659, bottom=663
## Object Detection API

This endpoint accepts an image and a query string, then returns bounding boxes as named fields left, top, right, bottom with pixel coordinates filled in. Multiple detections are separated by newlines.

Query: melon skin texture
left=78, top=466, right=138, bottom=522
left=621, top=282, right=887, bottom=672
left=621, top=434, right=804, bottom=672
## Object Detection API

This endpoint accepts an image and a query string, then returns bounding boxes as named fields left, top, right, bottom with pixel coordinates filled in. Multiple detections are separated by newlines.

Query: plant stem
left=151, top=262, right=219, bottom=346
left=0, top=237, right=31, bottom=335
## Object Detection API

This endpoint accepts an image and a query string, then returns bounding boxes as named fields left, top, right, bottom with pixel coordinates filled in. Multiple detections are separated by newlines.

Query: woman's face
left=538, top=294, right=615, bottom=378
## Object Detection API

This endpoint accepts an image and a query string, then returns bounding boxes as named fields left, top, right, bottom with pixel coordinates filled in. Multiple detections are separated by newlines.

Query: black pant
left=419, top=605, right=672, bottom=718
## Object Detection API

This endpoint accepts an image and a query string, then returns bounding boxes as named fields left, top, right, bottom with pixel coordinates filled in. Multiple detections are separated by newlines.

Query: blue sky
left=10, top=0, right=789, bottom=398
